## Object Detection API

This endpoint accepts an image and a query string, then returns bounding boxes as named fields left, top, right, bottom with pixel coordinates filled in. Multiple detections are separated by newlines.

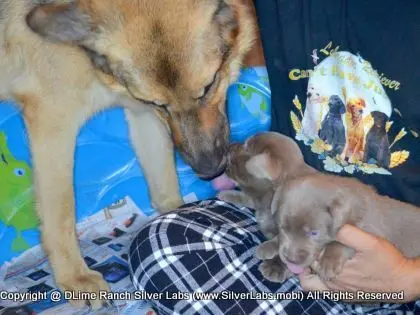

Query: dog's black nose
left=307, top=92, right=312, bottom=98
left=195, top=156, right=227, bottom=180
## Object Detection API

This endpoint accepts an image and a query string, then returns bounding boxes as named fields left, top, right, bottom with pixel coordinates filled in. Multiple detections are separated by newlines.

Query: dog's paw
left=316, top=252, right=347, bottom=281
left=57, top=269, right=111, bottom=310
left=255, top=241, right=278, bottom=260
left=259, top=260, right=290, bottom=283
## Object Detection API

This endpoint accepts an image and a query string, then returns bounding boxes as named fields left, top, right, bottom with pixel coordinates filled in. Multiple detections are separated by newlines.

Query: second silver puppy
left=217, top=131, right=315, bottom=282
left=258, top=173, right=420, bottom=285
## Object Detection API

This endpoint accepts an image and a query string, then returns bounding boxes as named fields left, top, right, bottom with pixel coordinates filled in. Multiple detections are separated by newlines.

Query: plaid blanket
left=128, top=200, right=420, bottom=315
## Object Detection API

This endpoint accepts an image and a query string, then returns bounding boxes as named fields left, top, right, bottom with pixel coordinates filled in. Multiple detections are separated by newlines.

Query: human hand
left=299, top=224, right=420, bottom=303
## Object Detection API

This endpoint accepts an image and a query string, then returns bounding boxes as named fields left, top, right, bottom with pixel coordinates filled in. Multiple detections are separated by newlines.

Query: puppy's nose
left=307, top=92, right=312, bottom=98
left=297, top=249, right=308, bottom=261
left=285, top=249, right=308, bottom=265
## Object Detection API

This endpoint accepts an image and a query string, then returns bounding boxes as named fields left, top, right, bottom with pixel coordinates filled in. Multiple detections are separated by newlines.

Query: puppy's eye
left=307, top=230, right=320, bottom=238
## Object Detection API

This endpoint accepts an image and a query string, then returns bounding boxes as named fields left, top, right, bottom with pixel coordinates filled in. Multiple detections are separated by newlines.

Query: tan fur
left=0, top=0, right=255, bottom=309
left=343, top=98, right=366, bottom=162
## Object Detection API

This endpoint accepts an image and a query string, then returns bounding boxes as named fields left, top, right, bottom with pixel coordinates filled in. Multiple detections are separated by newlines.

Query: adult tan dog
left=0, top=0, right=254, bottom=309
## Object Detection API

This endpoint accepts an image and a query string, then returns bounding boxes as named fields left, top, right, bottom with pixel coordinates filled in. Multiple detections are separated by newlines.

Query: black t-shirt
left=254, top=0, right=420, bottom=206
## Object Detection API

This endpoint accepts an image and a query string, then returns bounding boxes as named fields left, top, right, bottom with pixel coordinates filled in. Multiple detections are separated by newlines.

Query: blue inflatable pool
left=0, top=66, right=271, bottom=265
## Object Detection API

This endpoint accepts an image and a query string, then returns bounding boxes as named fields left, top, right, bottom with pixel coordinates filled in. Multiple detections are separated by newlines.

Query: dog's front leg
left=217, top=190, right=256, bottom=209
left=312, top=241, right=355, bottom=281
left=125, top=107, right=183, bottom=213
left=259, top=256, right=292, bottom=283
left=255, top=236, right=279, bottom=260
left=24, top=106, right=109, bottom=310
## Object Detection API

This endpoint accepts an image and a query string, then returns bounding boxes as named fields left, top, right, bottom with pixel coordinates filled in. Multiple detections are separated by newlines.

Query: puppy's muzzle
left=283, top=248, right=309, bottom=266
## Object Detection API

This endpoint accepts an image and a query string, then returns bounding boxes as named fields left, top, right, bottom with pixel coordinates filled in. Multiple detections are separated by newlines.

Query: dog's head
left=306, top=84, right=327, bottom=105
left=346, top=97, right=366, bottom=123
left=328, top=95, right=346, bottom=115
left=26, top=0, right=255, bottom=179
left=224, top=132, right=306, bottom=192
left=370, top=111, right=389, bottom=129
left=272, top=175, right=364, bottom=272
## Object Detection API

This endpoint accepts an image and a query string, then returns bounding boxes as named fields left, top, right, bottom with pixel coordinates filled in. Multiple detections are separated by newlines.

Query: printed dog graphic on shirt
left=289, top=51, right=410, bottom=175
left=301, top=84, right=329, bottom=138
left=363, top=111, right=391, bottom=168
left=318, top=95, right=346, bottom=157
left=342, top=97, right=367, bottom=163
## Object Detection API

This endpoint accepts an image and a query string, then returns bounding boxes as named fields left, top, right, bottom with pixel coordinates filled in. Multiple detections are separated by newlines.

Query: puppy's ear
left=245, top=153, right=282, bottom=181
left=325, top=195, right=351, bottom=236
left=27, top=2, right=92, bottom=43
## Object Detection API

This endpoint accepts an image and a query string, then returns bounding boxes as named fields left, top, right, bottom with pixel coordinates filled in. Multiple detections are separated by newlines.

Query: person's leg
left=128, top=200, right=302, bottom=314
left=129, top=200, right=419, bottom=314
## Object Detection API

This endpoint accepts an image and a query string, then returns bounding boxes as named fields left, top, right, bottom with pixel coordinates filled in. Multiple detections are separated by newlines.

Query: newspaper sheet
left=0, top=196, right=158, bottom=315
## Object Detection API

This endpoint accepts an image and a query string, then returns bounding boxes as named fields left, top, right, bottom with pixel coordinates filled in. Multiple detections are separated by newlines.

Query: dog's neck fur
left=282, top=163, right=318, bottom=182
left=241, top=184, right=275, bottom=207
left=331, top=178, right=420, bottom=258
left=356, top=193, right=420, bottom=258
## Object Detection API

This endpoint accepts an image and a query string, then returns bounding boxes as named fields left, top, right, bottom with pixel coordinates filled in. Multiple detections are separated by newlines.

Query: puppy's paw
left=259, top=259, right=290, bottom=283
left=217, top=190, right=241, bottom=204
left=57, top=269, right=111, bottom=310
left=256, top=240, right=278, bottom=260
left=316, top=251, right=347, bottom=281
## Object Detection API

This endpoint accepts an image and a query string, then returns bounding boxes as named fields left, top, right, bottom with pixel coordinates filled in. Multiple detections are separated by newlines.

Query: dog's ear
left=340, top=101, right=346, bottom=114
left=245, top=152, right=282, bottom=181
left=216, top=0, right=255, bottom=82
left=325, top=194, right=351, bottom=237
left=27, top=2, right=92, bottom=43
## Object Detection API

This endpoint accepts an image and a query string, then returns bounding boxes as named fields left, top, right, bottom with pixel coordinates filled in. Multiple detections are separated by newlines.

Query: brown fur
left=343, top=98, right=366, bottom=162
left=0, top=0, right=255, bottom=309
left=217, top=131, right=316, bottom=282
left=265, top=173, right=420, bottom=286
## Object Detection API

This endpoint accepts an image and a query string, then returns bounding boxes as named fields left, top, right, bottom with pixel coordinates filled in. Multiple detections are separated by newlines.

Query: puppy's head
left=27, top=0, right=255, bottom=179
left=370, top=111, right=389, bottom=129
left=272, top=175, right=354, bottom=273
left=346, top=98, right=366, bottom=122
left=328, top=95, right=346, bottom=115
left=224, top=132, right=305, bottom=191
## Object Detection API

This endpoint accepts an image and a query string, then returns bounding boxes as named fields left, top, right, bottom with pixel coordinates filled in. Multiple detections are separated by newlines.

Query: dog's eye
left=196, top=73, right=218, bottom=100
left=307, top=230, right=320, bottom=238
left=81, top=46, right=112, bottom=75
left=139, top=99, right=168, bottom=108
